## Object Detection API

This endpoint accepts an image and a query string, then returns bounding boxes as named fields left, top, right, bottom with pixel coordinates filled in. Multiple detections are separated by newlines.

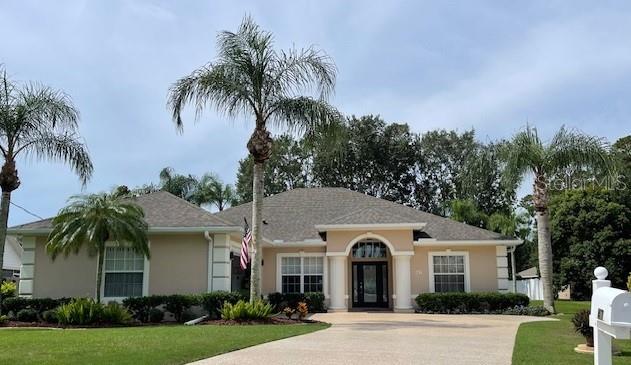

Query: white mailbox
left=589, top=267, right=631, bottom=365
left=590, top=287, right=631, bottom=328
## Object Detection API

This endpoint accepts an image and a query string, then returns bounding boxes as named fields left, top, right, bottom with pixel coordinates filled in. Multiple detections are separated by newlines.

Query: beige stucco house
left=9, top=188, right=520, bottom=311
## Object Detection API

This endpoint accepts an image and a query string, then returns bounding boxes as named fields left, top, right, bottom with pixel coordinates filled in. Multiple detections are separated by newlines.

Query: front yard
left=0, top=323, right=329, bottom=365
left=513, top=300, right=631, bottom=365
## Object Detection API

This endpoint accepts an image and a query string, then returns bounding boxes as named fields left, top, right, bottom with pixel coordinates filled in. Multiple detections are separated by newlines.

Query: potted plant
left=572, top=309, right=593, bottom=349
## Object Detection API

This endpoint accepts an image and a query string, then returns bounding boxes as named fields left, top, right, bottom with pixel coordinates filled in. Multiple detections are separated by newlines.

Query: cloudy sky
left=1, top=1, right=630, bottom=226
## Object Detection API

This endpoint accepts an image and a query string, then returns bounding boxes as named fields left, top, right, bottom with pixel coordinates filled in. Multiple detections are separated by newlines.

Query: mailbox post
left=589, top=267, right=631, bottom=365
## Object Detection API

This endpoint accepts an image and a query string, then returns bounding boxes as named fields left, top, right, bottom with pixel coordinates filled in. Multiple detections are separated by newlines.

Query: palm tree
left=168, top=16, right=342, bottom=301
left=504, top=126, right=612, bottom=313
left=191, top=173, right=238, bottom=211
left=0, top=67, right=93, bottom=273
left=46, top=194, right=150, bottom=302
left=159, top=167, right=197, bottom=200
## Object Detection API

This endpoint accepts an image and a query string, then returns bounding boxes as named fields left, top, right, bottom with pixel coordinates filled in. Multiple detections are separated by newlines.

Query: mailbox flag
left=240, top=218, right=252, bottom=270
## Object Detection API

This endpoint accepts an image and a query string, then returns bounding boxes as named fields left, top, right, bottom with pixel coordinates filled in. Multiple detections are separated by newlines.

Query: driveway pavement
left=190, top=312, right=553, bottom=365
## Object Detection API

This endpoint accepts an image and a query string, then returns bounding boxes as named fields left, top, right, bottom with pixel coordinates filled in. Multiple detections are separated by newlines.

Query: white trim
left=206, top=233, right=214, bottom=292
left=275, top=252, right=327, bottom=294
left=415, top=239, right=522, bottom=247
left=263, top=240, right=327, bottom=248
left=343, top=232, right=398, bottom=256
left=428, top=251, right=471, bottom=293
left=315, top=223, right=426, bottom=231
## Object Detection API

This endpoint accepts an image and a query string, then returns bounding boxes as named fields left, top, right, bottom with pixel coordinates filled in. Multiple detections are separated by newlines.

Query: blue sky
left=1, top=1, right=630, bottom=226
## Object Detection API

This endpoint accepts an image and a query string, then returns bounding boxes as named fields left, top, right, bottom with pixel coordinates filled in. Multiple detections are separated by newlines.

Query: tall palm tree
left=168, top=16, right=342, bottom=301
left=0, top=67, right=93, bottom=272
left=191, top=173, right=238, bottom=211
left=46, top=194, right=150, bottom=302
left=504, top=126, right=612, bottom=313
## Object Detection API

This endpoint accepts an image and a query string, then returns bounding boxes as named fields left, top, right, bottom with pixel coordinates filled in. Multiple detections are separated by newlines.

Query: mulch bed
left=201, top=317, right=321, bottom=326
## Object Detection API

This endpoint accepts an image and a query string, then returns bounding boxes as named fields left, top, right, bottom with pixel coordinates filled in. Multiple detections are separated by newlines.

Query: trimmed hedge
left=267, top=292, right=326, bottom=313
left=2, top=297, right=71, bottom=318
left=198, top=291, right=247, bottom=319
left=415, top=292, right=529, bottom=313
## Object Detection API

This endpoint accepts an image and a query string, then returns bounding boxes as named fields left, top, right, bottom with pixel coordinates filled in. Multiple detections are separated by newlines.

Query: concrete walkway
left=190, top=312, right=553, bottom=365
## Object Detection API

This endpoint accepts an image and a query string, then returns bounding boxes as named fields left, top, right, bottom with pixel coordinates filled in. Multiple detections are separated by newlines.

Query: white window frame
left=276, top=252, right=327, bottom=295
left=428, top=251, right=470, bottom=293
left=100, top=242, right=150, bottom=302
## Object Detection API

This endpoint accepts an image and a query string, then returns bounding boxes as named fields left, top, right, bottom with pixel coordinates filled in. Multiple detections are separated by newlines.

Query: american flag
left=240, top=218, right=252, bottom=270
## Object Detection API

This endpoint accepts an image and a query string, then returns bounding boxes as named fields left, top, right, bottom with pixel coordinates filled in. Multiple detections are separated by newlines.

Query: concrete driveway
left=190, top=312, right=552, bottom=365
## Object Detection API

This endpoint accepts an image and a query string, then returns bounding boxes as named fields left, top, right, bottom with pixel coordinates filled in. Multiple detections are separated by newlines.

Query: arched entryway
left=350, top=239, right=391, bottom=309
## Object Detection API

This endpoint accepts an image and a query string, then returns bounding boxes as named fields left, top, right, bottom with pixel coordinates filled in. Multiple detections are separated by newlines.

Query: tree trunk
left=0, top=191, right=11, bottom=278
left=533, top=173, right=555, bottom=314
left=249, top=162, right=264, bottom=302
left=96, top=247, right=105, bottom=303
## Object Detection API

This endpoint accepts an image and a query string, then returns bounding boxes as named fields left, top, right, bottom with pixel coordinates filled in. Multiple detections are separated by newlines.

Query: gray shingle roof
left=214, top=187, right=510, bottom=242
left=10, top=191, right=235, bottom=231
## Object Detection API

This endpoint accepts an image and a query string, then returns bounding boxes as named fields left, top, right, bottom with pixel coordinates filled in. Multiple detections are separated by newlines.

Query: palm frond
left=545, top=126, right=613, bottom=175
left=502, top=126, right=546, bottom=186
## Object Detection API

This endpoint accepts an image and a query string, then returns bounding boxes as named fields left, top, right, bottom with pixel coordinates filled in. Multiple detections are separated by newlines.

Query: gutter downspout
left=205, top=231, right=214, bottom=292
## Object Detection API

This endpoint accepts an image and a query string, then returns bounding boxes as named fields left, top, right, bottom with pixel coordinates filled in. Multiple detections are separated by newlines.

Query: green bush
left=199, top=291, right=247, bottom=319
left=122, top=296, right=165, bottom=322
left=102, top=303, right=132, bottom=324
left=0, top=314, right=8, bottom=324
left=415, top=292, right=530, bottom=313
left=56, top=298, right=104, bottom=326
left=220, top=300, right=274, bottom=321
left=164, top=295, right=198, bottom=322
left=148, top=308, right=164, bottom=323
left=1, top=297, right=71, bottom=318
left=42, top=309, right=58, bottom=324
left=1, top=297, right=29, bottom=316
left=572, top=309, right=594, bottom=346
left=502, top=305, right=550, bottom=316
left=0, top=281, right=17, bottom=302
left=267, top=292, right=327, bottom=313
left=16, top=308, right=38, bottom=322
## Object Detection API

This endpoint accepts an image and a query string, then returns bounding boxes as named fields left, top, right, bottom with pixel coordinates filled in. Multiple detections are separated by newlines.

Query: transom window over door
left=352, top=240, right=387, bottom=258
left=279, top=255, right=324, bottom=294
left=104, top=246, right=145, bottom=298
left=429, top=252, right=469, bottom=293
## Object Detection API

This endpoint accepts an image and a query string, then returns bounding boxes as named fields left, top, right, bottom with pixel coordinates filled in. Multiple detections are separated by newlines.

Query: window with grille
left=103, top=246, right=144, bottom=298
left=280, top=255, right=324, bottom=294
left=431, top=254, right=468, bottom=293
left=351, top=240, right=387, bottom=258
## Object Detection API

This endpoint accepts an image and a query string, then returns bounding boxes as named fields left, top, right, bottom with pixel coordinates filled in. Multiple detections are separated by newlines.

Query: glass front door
left=352, top=262, right=388, bottom=308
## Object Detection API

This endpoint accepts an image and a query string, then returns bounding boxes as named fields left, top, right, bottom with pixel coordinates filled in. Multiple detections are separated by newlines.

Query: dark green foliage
left=502, top=305, right=550, bottom=316
left=56, top=298, right=104, bottom=326
left=267, top=292, right=326, bottom=313
left=1, top=297, right=71, bottom=318
left=164, top=295, right=198, bottom=322
left=571, top=309, right=593, bottom=345
left=198, top=291, right=247, bottom=319
left=122, top=296, right=166, bottom=322
left=16, top=308, right=38, bottom=322
left=148, top=308, right=164, bottom=323
left=41, top=309, right=58, bottom=324
left=550, top=188, right=631, bottom=300
left=415, top=292, right=529, bottom=313
left=101, top=303, right=132, bottom=324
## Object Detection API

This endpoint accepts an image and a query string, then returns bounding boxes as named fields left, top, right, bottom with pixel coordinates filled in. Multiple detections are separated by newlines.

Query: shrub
left=297, top=302, right=308, bottom=320
left=148, top=308, right=164, bottom=323
left=42, top=309, right=58, bottom=324
left=199, top=291, right=247, bottom=319
left=1, top=297, right=29, bottom=316
left=221, top=300, right=274, bottom=321
left=572, top=309, right=594, bottom=347
left=0, top=315, right=8, bottom=324
left=267, top=292, right=327, bottom=313
left=502, top=305, right=550, bottom=316
left=56, top=298, right=104, bottom=326
left=122, top=296, right=165, bottom=323
left=415, top=292, right=530, bottom=313
left=283, top=306, right=295, bottom=319
left=1, top=297, right=71, bottom=318
left=0, top=281, right=17, bottom=301
left=164, top=295, right=198, bottom=322
left=102, top=303, right=132, bottom=324
left=16, top=308, right=38, bottom=322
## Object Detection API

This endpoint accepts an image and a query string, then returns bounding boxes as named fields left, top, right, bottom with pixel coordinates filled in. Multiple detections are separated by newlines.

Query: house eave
left=7, top=226, right=242, bottom=236
left=414, top=239, right=522, bottom=247
left=315, top=223, right=427, bottom=231
left=262, top=239, right=327, bottom=248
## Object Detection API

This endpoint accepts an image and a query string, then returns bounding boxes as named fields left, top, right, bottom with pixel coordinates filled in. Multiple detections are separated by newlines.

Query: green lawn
left=513, top=300, right=631, bottom=365
left=0, top=323, right=329, bottom=365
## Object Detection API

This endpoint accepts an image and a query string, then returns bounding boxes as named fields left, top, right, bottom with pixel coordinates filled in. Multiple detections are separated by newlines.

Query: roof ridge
left=158, top=191, right=237, bottom=226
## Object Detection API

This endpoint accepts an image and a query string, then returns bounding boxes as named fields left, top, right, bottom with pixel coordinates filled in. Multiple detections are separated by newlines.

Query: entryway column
left=393, top=254, right=413, bottom=311
left=328, top=255, right=347, bottom=311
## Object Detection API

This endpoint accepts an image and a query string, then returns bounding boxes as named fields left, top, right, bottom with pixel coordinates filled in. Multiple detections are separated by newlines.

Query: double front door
left=352, top=262, right=388, bottom=308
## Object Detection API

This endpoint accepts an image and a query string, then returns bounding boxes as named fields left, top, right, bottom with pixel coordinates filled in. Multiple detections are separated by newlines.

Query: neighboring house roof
left=3, top=235, right=23, bottom=271
left=8, top=191, right=239, bottom=234
left=517, top=267, right=539, bottom=278
left=214, top=187, right=512, bottom=243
